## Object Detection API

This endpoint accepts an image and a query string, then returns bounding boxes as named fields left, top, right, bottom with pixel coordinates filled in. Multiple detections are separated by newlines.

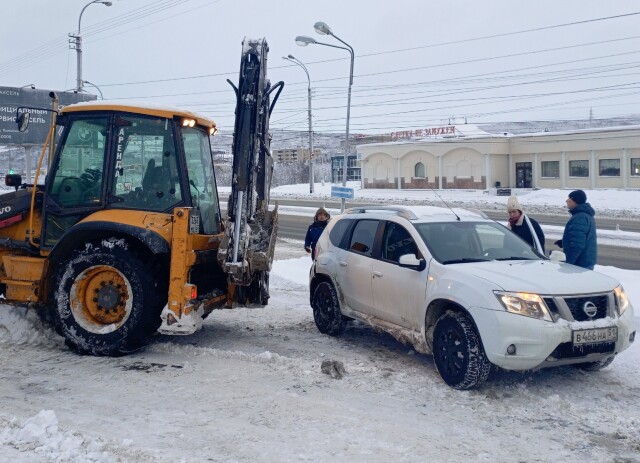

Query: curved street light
left=83, top=80, right=104, bottom=99
left=296, top=22, right=354, bottom=211
left=283, top=54, right=315, bottom=193
left=72, top=0, right=112, bottom=92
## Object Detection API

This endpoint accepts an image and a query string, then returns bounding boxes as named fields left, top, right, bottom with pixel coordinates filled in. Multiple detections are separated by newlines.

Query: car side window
left=349, top=220, right=378, bottom=257
left=329, top=218, right=352, bottom=249
left=382, top=222, right=418, bottom=263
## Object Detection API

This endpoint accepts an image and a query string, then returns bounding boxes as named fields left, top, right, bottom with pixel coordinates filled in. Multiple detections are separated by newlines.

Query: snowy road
left=1, top=239, right=639, bottom=463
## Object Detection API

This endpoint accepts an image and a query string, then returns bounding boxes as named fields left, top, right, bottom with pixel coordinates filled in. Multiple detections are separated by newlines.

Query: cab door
left=371, top=221, right=428, bottom=329
left=41, top=116, right=110, bottom=248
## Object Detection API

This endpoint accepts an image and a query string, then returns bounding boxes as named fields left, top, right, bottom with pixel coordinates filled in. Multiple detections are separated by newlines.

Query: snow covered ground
left=1, top=186, right=640, bottom=462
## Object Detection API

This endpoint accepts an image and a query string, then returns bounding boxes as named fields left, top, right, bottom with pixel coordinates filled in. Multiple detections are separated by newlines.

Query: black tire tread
left=311, top=281, right=345, bottom=336
left=576, top=355, right=616, bottom=371
left=433, top=311, right=491, bottom=390
left=51, top=238, right=167, bottom=356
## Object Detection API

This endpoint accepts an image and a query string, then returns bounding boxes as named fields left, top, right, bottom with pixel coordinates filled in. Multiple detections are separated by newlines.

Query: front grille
left=549, top=341, right=615, bottom=360
left=543, top=297, right=560, bottom=317
left=564, top=295, right=609, bottom=321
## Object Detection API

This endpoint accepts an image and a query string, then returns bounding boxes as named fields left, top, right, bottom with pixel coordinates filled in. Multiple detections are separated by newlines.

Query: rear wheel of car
left=312, top=281, right=345, bottom=336
left=433, top=312, right=491, bottom=390
left=575, top=355, right=616, bottom=371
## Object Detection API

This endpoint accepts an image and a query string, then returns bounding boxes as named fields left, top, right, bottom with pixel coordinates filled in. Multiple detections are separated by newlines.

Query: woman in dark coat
left=506, top=196, right=545, bottom=254
left=304, top=207, right=330, bottom=259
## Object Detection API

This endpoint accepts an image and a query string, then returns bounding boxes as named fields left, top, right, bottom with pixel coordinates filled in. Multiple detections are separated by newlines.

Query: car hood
left=448, top=260, right=619, bottom=294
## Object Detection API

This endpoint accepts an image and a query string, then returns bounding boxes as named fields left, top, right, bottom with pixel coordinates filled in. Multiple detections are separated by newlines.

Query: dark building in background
left=331, top=154, right=361, bottom=183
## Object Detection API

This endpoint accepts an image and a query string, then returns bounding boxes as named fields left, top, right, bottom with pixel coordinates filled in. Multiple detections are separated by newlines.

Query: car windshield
left=414, top=221, right=543, bottom=264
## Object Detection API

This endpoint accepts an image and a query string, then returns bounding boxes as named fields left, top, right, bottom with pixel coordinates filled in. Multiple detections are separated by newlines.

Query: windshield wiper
left=495, top=256, right=535, bottom=261
left=441, top=257, right=491, bottom=264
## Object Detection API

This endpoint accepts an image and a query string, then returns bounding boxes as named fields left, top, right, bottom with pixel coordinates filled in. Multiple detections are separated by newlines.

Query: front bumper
left=469, top=305, right=636, bottom=371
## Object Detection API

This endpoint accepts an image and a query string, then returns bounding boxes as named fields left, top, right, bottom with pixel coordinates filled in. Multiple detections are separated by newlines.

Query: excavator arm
left=218, top=37, right=284, bottom=306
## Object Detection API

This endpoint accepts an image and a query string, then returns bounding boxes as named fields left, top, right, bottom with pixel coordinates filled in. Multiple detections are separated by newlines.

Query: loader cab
left=41, top=104, right=221, bottom=248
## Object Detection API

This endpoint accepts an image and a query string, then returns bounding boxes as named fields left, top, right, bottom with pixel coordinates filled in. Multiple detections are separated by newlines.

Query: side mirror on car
left=549, top=250, right=566, bottom=262
left=398, top=254, right=426, bottom=271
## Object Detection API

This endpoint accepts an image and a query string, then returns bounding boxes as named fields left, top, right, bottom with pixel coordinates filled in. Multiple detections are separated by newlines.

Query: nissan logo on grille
left=583, top=301, right=598, bottom=318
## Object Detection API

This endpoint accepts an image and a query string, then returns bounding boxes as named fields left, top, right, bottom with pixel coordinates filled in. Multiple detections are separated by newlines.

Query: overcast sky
left=3, top=0, right=640, bottom=135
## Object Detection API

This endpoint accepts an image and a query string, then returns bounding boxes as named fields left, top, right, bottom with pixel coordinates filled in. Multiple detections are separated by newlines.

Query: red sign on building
left=390, top=125, right=456, bottom=139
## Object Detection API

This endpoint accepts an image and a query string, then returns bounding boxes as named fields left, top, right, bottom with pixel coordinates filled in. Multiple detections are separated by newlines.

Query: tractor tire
left=52, top=239, right=166, bottom=356
left=236, top=271, right=270, bottom=307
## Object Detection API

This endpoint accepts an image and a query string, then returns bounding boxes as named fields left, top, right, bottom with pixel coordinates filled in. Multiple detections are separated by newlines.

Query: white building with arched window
left=357, top=124, right=640, bottom=190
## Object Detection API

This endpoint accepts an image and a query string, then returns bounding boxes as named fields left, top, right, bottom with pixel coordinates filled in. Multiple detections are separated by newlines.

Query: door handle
left=373, top=271, right=383, bottom=277
left=339, top=261, right=347, bottom=267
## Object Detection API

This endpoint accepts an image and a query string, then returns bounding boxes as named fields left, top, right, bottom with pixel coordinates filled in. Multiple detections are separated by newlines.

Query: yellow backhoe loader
left=0, top=38, right=283, bottom=355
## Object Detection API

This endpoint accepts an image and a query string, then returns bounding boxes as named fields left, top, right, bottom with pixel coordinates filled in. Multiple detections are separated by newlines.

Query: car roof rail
left=345, top=206, right=418, bottom=220
left=464, top=208, right=489, bottom=219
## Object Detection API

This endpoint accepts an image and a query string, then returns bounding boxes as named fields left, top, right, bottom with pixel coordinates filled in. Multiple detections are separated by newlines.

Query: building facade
left=273, top=147, right=321, bottom=163
left=357, top=125, right=640, bottom=190
left=330, top=154, right=361, bottom=183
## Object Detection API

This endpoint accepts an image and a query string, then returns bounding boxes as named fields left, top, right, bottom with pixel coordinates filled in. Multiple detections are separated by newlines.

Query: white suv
left=309, top=205, right=636, bottom=389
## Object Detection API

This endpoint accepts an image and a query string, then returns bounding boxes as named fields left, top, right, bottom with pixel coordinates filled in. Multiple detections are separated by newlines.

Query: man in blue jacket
left=304, top=207, right=330, bottom=259
left=555, top=190, right=597, bottom=269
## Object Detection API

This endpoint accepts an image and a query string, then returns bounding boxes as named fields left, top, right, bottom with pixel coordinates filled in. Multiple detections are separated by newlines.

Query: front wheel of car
left=311, top=281, right=345, bottom=336
left=575, top=355, right=616, bottom=371
left=433, top=312, right=491, bottom=390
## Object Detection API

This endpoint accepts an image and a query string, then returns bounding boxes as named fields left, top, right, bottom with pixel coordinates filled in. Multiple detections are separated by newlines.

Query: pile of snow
left=0, top=411, right=117, bottom=463
left=0, top=306, right=62, bottom=348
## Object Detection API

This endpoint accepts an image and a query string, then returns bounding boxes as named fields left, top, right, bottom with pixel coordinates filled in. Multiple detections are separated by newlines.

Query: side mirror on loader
left=17, top=112, right=30, bottom=132
left=5, top=174, right=23, bottom=190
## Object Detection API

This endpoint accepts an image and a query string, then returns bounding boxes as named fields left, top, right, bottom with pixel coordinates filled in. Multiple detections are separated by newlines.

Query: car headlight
left=614, top=285, right=630, bottom=315
left=494, top=291, right=552, bottom=321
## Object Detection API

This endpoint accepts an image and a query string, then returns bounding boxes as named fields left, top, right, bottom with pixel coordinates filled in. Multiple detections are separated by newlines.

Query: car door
left=336, top=219, right=379, bottom=314
left=372, top=221, right=428, bottom=329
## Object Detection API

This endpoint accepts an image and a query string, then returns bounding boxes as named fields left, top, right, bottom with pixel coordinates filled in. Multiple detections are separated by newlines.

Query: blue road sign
left=331, top=186, right=354, bottom=199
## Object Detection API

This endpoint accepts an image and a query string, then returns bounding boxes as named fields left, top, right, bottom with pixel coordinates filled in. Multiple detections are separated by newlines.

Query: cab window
left=48, top=117, right=108, bottom=208
left=111, top=116, right=183, bottom=212
left=182, top=127, right=221, bottom=234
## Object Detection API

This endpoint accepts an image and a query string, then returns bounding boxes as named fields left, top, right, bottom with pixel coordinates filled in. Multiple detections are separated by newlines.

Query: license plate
left=189, top=213, right=200, bottom=234
left=572, top=327, right=618, bottom=345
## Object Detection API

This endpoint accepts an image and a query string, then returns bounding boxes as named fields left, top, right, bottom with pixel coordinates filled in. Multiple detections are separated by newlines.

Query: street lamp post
left=83, top=80, right=104, bottom=99
left=296, top=21, right=354, bottom=212
left=71, top=0, right=112, bottom=93
left=283, top=55, right=314, bottom=194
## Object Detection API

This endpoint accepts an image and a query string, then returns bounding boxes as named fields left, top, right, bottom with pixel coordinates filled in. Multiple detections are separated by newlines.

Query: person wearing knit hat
left=304, top=207, right=331, bottom=259
left=568, top=189, right=587, bottom=205
left=555, top=190, right=597, bottom=269
left=506, top=196, right=545, bottom=254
